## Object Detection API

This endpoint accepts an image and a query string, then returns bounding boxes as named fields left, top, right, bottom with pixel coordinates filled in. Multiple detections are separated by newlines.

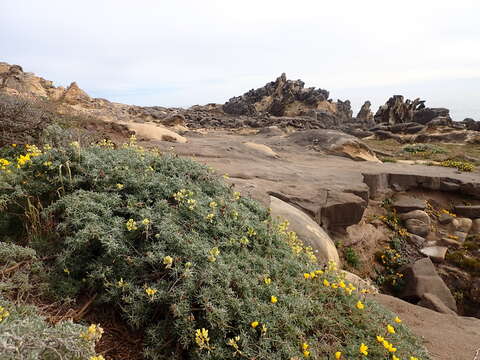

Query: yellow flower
left=89, top=356, right=105, bottom=360
left=163, top=256, right=173, bottom=268
left=63, top=268, right=70, bottom=275
left=331, top=283, right=338, bottom=289
left=356, top=300, right=365, bottom=310
left=376, top=335, right=384, bottom=343
left=315, top=269, right=324, bottom=275
left=12, top=144, right=17, bottom=147
left=142, top=218, right=150, bottom=225
left=205, top=213, right=215, bottom=222
left=145, top=287, right=157, bottom=296
left=303, top=350, right=310, bottom=357
left=302, top=342, right=309, bottom=351
left=261, top=323, right=268, bottom=335
left=394, top=316, right=402, bottom=323
left=387, top=324, right=396, bottom=334
left=338, top=281, right=346, bottom=288
left=195, top=328, right=211, bottom=350
left=392, top=356, right=400, bottom=360
left=270, top=295, right=278, bottom=304
left=359, top=343, right=368, bottom=356
left=116, top=183, right=124, bottom=189
left=264, top=277, right=272, bottom=285
left=209, top=201, right=217, bottom=208
left=323, top=279, right=330, bottom=287
left=80, top=324, right=104, bottom=342
left=410, top=357, right=419, bottom=360
left=251, top=321, right=259, bottom=328
left=303, top=273, right=311, bottom=279
left=210, top=247, right=220, bottom=257
left=207, top=254, right=217, bottom=262
left=43, top=161, right=52, bottom=167
left=126, top=219, right=137, bottom=231
left=335, top=352, right=342, bottom=359
left=0, top=306, right=10, bottom=323
left=116, top=278, right=127, bottom=288
left=223, top=173, right=230, bottom=179
left=233, top=191, right=241, bottom=200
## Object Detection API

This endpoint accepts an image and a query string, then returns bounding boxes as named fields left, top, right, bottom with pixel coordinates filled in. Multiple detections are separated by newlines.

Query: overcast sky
left=1, top=0, right=479, bottom=120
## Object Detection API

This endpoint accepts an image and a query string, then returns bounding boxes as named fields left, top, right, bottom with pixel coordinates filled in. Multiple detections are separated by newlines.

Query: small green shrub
left=344, top=247, right=360, bottom=268
left=0, top=297, right=97, bottom=359
left=0, top=141, right=430, bottom=359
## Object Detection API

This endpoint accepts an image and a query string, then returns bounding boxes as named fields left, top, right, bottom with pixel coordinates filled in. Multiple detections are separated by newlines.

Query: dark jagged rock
left=374, top=95, right=452, bottom=126
left=355, top=100, right=374, bottom=126
left=223, top=73, right=348, bottom=120
left=462, top=118, right=480, bottom=131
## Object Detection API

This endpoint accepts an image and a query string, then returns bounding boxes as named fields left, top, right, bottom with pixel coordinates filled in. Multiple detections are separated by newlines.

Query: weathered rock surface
left=269, top=196, right=340, bottom=265
left=420, top=246, right=448, bottom=262
left=374, top=95, right=452, bottom=126
left=399, top=258, right=457, bottom=312
left=454, top=205, right=480, bottom=219
left=288, top=129, right=379, bottom=162
left=355, top=101, right=374, bottom=126
left=372, top=293, right=480, bottom=360
left=418, top=293, right=458, bottom=315
left=406, top=218, right=430, bottom=237
left=393, top=196, right=426, bottom=213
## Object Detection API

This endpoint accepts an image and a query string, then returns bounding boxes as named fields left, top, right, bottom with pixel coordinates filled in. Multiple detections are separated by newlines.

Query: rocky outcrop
left=288, top=129, right=379, bottom=162
left=355, top=101, right=374, bottom=126
left=462, top=118, right=480, bottom=131
left=223, top=73, right=355, bottom=128
left=374, top=95, right=452, bottom=126
left=224, top=73, right=330, bottom=117
left=399, top=258, right=457, bottom=313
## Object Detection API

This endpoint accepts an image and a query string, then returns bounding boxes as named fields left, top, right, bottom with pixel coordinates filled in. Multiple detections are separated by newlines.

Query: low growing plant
left=0, top=141, right=430, bottom=359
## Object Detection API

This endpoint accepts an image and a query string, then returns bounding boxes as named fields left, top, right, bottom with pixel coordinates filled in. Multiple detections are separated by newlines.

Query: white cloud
left=1, top=0, right=479, bottom=119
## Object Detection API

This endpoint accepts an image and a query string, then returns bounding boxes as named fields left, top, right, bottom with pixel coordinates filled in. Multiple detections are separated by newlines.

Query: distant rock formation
left=374, top=95, right=452, bottom=126
left=356, top=101, right=374, bottom=126
left=223, top=73, right=354, bottom=126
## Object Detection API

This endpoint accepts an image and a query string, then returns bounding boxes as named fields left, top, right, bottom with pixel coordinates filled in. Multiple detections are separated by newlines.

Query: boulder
left=161, top=113, right=186, bottom=126
left=418, top=293, right=457, bottom=315
left=420, top=246, right=448, bottom=262
left=438, top=213, right=454, bottom=225
left=269, top=196, right=340, bottom=266
left=123, top=122, right=187, bottom=143
left=399, top=210, right=430, bottom=224
left=399, top=257, right=457, bottom=313
left=408, top=234, right=426, bottom=247
left=392, top=196, right=426, bottom=213
left=318, top=191, right=367, bottom=230
left=288, top=129, right=379, bottom=162
left=405, top=218, right=430, bottom=237
left=61, top=82, right=91, bottom=105
left=453, top=205, right=480, bottom=219
left=450, top=217, right=473, bottom=234
left=341, top=270, right=378, bottom=293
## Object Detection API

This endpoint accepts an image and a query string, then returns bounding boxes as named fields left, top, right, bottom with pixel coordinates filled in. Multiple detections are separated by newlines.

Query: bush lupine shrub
left=0, top=141, right=430, bottom=359
left=0, top=297, right=97, bottom=359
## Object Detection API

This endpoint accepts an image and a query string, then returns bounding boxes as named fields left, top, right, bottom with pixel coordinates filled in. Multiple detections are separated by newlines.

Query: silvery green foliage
left=0, top=298, right=95, bottom=360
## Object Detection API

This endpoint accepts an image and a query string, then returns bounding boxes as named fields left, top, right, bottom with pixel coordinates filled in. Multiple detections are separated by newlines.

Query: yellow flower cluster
left=125, top=219, right=137, bottom=231
left=208, top=247, right=220, bottom=262
left=301, top=342, right=310, bottom=357
left=97, top=139, right=115, bottom=149
left=251, top=321, right=268, bottom=335
left=278, top=221, right=316, bottom=262
left=116, top=278, right=127, bottom=288
left=0, top=306, right=10, bottom=323
left=163, top=255, right=173, bottom=268
left=195, top=328, right=213, bottom=350
left=233, top=191, right=241, bottom=201
left=80, top=324, right=104, bottom=342
left=227, top=335, right=243, bottom=355
left=145, top=287, right=157, bottom=297
left=0, top=158, right=11, bottom=171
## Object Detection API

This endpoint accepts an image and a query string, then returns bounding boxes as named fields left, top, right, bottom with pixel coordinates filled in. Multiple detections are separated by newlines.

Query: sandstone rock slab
left=269, top=196, right=340, bottom=266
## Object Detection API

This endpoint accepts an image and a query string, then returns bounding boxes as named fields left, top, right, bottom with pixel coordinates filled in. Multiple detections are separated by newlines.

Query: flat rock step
left=454, top=205, right=480, bottom=219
